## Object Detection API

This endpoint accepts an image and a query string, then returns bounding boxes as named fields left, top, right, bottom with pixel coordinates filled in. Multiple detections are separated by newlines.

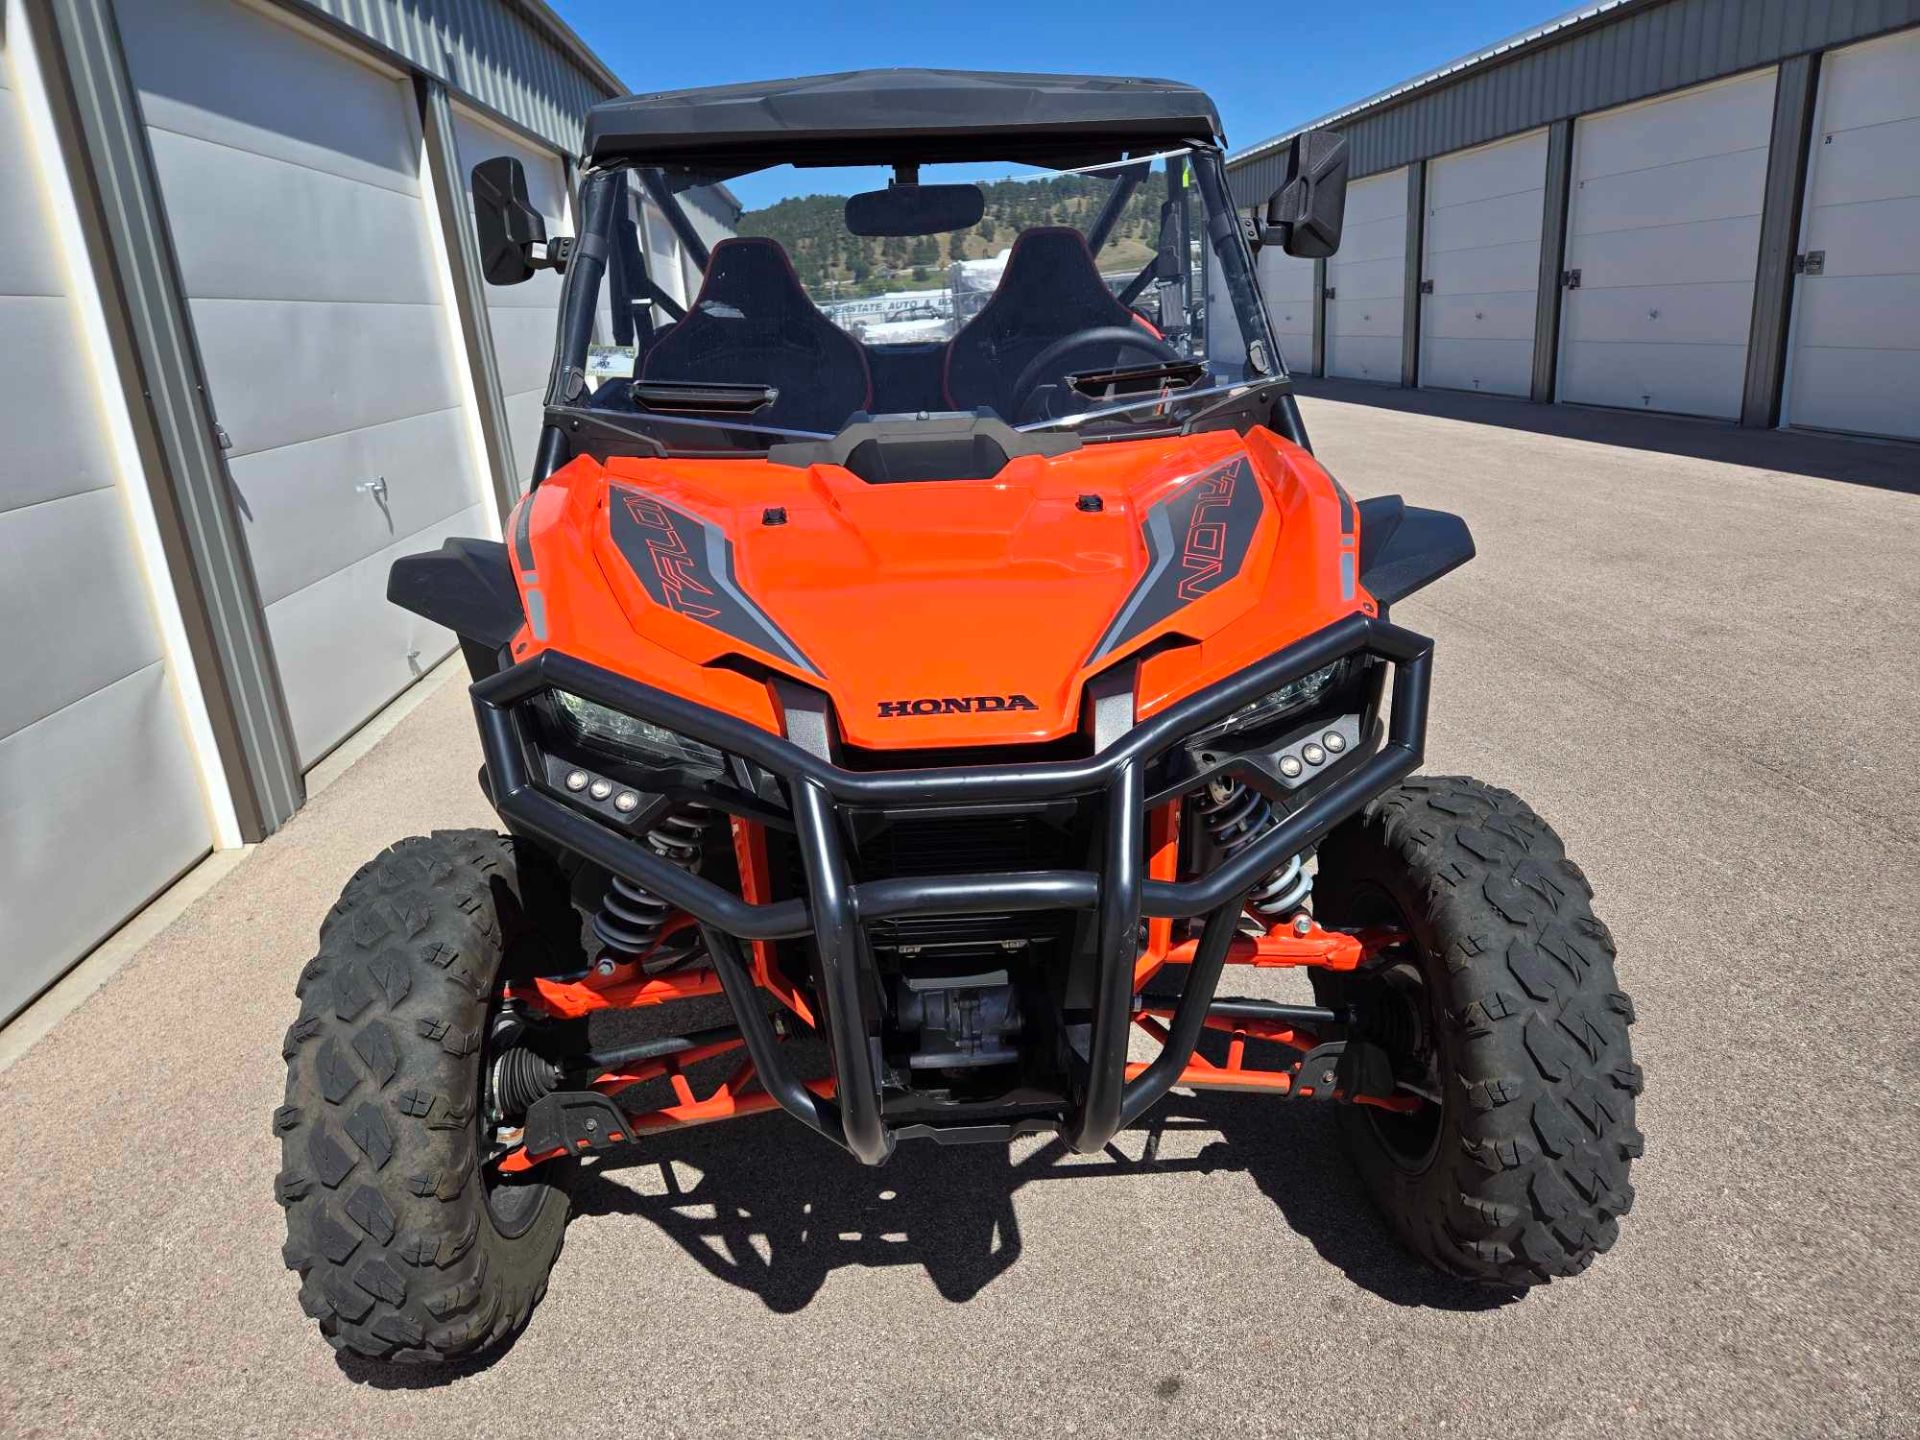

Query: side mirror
left=472, top=156, right=547, bottom=285
left=1261, top=130, right=1348, bottom=259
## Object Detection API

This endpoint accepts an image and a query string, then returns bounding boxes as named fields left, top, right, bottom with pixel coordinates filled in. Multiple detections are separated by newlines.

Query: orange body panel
left=506, top=426, right=1373, bottom=750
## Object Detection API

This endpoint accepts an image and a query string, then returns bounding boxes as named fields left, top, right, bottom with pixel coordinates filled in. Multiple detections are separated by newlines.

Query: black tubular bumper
left=471, top=612, right=1432, bottom=1164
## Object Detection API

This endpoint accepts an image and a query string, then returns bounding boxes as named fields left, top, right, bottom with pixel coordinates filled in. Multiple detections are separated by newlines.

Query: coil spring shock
left=591, top=802, right=712, bottom=970
left=1197, top=776, right=1312, bottom=920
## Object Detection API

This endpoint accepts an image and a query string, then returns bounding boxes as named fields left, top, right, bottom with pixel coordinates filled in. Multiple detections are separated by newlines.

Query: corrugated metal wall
left=287, top=0, right=612, bottom=153
left=1229, top=0, right=1920, bottom=201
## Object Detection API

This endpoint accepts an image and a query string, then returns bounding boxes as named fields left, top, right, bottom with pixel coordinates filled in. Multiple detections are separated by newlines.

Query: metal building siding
left=1228, top=0, right=1920, bottom=201
left=287, top=0, right=610, bottom=153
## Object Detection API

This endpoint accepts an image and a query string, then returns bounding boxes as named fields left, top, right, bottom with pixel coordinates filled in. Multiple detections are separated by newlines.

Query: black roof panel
left=583, top=68, right=1224, bottom=168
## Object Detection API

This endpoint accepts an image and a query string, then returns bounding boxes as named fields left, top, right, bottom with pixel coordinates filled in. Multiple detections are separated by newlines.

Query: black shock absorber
left=1197, top=776, right=1312, bottom=921
left=590, top=802, right=712, bottom=971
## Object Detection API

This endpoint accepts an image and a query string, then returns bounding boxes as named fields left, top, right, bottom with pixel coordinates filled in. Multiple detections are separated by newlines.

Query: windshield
left=554, top=147, right=1279, bottom=452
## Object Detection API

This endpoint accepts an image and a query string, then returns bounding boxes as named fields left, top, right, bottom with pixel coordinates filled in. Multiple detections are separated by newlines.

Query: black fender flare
left=1355, top=495, right=1475, bottom=607
left=387, top=538, right=524, bottom=648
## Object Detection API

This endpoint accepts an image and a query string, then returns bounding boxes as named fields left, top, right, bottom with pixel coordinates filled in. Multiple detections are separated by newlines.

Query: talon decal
left=609, top=486, right=818, bottom=674
left=1090, top=454, right=1264, bottom=661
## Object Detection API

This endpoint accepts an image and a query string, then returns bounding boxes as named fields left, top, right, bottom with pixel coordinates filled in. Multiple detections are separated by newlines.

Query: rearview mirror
left=1261, top=130, right=1348, bottom=259
left=845, top=183, right=984, bottom=237
left=472, top=156, right=547, bottom=285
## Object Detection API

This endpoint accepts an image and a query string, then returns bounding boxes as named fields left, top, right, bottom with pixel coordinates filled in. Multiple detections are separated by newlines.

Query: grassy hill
left=737, top=173, right=1165, bottom=298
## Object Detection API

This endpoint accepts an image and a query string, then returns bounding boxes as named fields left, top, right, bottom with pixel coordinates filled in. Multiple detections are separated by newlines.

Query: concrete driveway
left=2, top=387, right=1916, bottom=1439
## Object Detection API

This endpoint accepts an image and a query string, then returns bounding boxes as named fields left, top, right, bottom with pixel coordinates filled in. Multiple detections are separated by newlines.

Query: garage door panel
left=1788, top=273, right=1920, bottom=352
left=1, top=36, right=212, bottom=1019
left=0, top=93, right=69, bottom=299
left=0, top=488, right=165, bottom=740
left=230, top=406, right=481, bottom=606
left=114, top=0, right=418, bottom=195
left=1326, top=296, right=1402, bottom=339
left=1559, top=339, right=1748, bottom=417
left=1560, top=280, right=1756, bottom=346
left=1325, top=334, right=1400, bottom=383
left=1424, top=189, right=1543, bottom=254
left=1257, top=245, right=1316, bottom=372
left=0, top=296, right=119, bottom=512
left=1572, top=71, right=1777, bottom=179
left=1326, top=169, right=1406, bottom=379
left=1786, top=28, right=1920, bottom=439
left=1426, top=131, right=1546, bottom=206
left=1784, top=346, right=1920, bottom=438
left=1332, top=212, right=1407, bottom=265
left=486, top=303, right=561, bottom=399
left=1572, top=147, right=1769, bottom=237
left=149, top=129, right=440, bottom=305
left=1423, top=290, right=1537, bottom=342
left=1569, top=214, right=1764, bottom=291
left=0, top=663, right=211, bottom=1022
left=1421, top=132, right=1545, bottom=397
left=1559, top=72, right=1774, bottom=420
left=1815, top=27, right=1920, bottom=131
left=1803, top=196, right=1920, bottom=276
left=501, top=391, right=545, bottom=479
left=188, top=296, right=460, bottom=458
left=127, top=0, right=493, bottom=756
left=1426, top=239, right=1541, bottom=297
left=1420, top=336, right=1532, bottom=395
left=1256, top=247, right=1316, bottom=304
left=1342, top=170, right=1407, bottom=226
left=266, top=504, right=483, bottom=764
left=1803, top=114, right=1920, bottom=210
left=1328, top=255, right=1403, bottom=302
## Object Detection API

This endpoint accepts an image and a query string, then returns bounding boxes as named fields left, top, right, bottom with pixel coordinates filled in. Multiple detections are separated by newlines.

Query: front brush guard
left=472, top=612, right=1432, bottom=1164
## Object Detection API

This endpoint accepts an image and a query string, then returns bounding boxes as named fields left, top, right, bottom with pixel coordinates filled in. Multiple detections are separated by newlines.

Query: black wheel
left=1311, top=776, right=1643, bottom=1287
left=275, top=830, right=579, bottom=1362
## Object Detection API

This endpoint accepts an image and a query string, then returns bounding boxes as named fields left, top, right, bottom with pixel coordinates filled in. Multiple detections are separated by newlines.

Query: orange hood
left=506, top=427, right=1370, bottom=750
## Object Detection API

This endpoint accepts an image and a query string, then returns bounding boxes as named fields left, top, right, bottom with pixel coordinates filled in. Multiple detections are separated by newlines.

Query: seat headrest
left=691, top=237, right=813, bottom=314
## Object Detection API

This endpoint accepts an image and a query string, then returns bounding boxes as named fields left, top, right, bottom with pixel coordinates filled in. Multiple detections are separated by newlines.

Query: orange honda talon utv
left=276, top=70, right=1641, bottom=1362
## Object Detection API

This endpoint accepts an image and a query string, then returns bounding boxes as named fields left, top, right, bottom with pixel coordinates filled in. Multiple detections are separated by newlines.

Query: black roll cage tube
left=472, top=612, right=1430, bottom=1162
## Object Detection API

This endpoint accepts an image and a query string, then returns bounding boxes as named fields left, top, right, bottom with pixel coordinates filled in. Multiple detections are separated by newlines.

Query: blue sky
left=549, top=0, right=1564, bottom=208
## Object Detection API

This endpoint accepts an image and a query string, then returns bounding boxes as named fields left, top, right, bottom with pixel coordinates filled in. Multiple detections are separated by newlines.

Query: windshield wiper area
left=627, top=379, right=779, bottom=416
left=1067, top=358, right=1207, bottom=400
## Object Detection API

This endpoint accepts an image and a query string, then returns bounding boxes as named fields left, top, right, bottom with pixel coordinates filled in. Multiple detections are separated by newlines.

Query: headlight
left=1194, top=661, right=1346, bottom=744
left=548, top=690, right=725, bottom=773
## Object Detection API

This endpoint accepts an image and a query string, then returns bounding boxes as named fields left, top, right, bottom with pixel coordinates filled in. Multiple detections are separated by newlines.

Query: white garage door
left=118, top=0, right=493, bottom=766
left=1325, top=167, right=1407, bottom=383
left=1257, top=245, right=1318, bottom=376
left=452, top=106, right=569, bottom=487
left=0, top=36, right=212, bottom=1021
left=1202, top=244, right=1246, bottom=370
left=1558, top=69, right=1777, bottom=419
left=1783, top=27, right=1920, bottom=440
left=1421, top=129, right=1547, bottom=396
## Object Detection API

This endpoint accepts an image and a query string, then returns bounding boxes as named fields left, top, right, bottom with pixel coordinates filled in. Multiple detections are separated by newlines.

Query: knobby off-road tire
left=276, top=830, right=575, bottom=1362
left=1312, top=776, right=1643, bottom=1287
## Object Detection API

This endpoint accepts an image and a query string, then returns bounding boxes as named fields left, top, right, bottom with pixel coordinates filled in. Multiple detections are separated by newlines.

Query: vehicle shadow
left=1291, top=375, right=1920, bottom=495
left=567, top=1042, right=1510, bottom=1318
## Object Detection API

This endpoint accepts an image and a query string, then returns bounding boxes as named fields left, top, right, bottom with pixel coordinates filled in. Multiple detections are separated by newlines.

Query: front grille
left=850, top=805, right=1088, bottom=964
